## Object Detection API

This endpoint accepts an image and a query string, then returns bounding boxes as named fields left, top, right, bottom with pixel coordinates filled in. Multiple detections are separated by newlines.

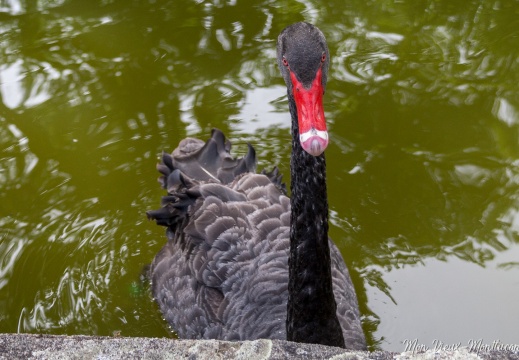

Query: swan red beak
left=290, top=67, right=328, bottom=156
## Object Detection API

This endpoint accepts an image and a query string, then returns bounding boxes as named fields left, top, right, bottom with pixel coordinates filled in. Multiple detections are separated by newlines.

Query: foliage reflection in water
left=1, top=0, right=519, bottom=352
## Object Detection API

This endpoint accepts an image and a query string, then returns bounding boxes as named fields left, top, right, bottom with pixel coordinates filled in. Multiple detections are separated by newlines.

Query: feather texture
left=147, top=129, right=366, bottom=349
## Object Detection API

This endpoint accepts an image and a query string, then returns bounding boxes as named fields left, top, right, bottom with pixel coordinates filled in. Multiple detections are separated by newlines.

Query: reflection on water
left=1, top=0, right=519, bottom=351
left=369, top=243, right=519, bottom=350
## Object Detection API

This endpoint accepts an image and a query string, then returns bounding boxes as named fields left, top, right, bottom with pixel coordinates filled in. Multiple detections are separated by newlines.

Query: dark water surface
left=1, top=0, right=519, bottom=352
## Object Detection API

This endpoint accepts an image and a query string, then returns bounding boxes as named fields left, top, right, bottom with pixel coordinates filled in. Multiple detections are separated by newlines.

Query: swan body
left=147, top=22, right=366, bottom=350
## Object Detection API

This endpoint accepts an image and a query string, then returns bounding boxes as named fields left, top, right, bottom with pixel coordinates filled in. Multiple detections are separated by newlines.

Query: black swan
left=147, top=22, right=366, bottom=350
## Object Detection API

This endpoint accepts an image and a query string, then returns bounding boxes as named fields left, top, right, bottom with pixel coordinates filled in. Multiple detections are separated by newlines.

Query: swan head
left=277, top=22, right=330, bottom=156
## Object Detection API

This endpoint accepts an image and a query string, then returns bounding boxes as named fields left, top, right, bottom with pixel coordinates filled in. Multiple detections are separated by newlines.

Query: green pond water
left=1, top=0, right=519, bottom=352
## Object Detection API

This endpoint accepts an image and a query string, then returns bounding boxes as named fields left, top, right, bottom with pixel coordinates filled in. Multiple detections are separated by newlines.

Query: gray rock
left=0, top=334, right=518, bottom=360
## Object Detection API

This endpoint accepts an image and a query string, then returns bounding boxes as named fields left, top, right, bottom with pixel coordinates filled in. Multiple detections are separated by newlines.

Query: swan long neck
left=286, top=92, right=345, bottom=348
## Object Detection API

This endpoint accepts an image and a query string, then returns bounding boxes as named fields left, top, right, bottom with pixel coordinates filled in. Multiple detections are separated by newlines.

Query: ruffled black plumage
left=147, top=129, right=366, bottom=349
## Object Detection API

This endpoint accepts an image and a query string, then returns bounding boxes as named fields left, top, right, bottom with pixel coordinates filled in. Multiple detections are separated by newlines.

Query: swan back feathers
left=147, top=129, right=365, bottom=349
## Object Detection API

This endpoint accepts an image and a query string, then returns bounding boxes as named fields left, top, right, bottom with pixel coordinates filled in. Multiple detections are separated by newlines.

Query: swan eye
left=282, top=57, right=289, bottom=66
left=321, top=53, right=326, bottom=63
